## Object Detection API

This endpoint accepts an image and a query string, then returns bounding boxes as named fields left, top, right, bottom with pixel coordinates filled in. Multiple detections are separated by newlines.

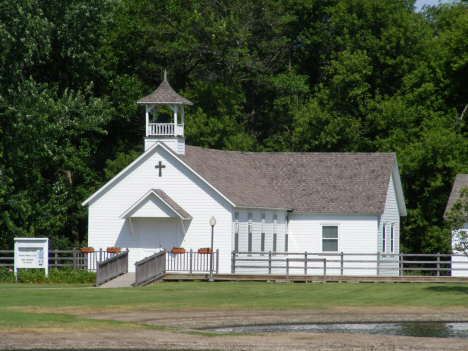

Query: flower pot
left=107, top=248, right=121, bottom=253
left=80, top=248, right=94, bottom=254
left=198, top=248, right=211, bottom=254
left=171, top=248, right=186, bottom=254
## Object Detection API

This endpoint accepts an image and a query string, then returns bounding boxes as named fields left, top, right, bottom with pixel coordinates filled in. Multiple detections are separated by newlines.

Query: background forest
left=0, top=0, right=467, bottom=254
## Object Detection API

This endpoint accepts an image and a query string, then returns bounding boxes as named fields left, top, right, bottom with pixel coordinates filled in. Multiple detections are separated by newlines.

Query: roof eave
left=234, top=206, right=293, bottom=211
left=392, top=156, right=407, bottom=216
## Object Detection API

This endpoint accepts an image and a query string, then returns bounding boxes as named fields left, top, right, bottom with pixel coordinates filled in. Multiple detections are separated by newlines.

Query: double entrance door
left=139, top=218, right=179, bottom=259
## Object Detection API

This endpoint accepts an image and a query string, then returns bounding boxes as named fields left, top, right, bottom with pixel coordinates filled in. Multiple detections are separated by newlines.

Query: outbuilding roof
left=445, top=174, right=468, bottom=217
left=179, top=146, right=399, bottom=214
left=137, top=79, right=193, bottom=105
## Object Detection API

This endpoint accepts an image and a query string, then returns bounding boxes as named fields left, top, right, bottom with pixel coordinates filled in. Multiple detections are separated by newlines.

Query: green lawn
left=1, top=281, right=468, bottom=331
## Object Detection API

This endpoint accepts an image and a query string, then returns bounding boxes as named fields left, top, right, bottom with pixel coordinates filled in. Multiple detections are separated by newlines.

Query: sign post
left=14, top=238, right=49, bottom=279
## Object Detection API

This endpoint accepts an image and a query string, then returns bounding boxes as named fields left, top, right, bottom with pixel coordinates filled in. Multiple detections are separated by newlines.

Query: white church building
left=82, top=77, right=407, bottom=276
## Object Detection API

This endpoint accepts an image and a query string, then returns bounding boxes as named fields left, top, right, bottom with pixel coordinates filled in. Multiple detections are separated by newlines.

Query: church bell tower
left=137, top=72, right=193, bottom=154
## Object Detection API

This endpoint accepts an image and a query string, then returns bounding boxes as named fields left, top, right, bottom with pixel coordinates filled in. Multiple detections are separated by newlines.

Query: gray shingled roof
left=137, top=79, right=193, bottom=105
left=445, top=174, right=468, bottom=217
left=153, top=189, right=192, bottom=219
left=178, top=146, right=395, bottom=214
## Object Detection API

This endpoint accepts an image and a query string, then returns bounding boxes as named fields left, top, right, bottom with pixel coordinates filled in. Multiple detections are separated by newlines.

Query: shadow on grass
left=424, top=285, right=468, bottom=294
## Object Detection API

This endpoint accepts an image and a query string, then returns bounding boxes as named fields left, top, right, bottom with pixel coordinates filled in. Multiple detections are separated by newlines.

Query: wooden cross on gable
left=155, top=161, right=166, bottom=177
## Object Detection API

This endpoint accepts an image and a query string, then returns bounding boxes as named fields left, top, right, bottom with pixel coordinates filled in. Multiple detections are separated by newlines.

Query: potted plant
left=198, top=248, right=211, bottom=254
left=171, top=247, right=186, bottom=254
left=80, top=247, right=95, bottom=254
left=107, top=247, right=121, bottom=253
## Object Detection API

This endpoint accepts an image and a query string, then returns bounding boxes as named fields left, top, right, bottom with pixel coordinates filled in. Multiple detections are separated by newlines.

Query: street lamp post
left=209, top=216, right=216, bottom=282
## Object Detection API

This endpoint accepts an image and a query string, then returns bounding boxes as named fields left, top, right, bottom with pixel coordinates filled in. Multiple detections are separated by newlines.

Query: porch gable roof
left=120, top=189, right=192, bottom=220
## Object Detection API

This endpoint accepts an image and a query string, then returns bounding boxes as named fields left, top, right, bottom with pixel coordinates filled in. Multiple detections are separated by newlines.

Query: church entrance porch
left=135, top=218, right=183, bottom=264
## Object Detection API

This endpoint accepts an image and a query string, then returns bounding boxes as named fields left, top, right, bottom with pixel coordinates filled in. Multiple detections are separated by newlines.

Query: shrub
left=0, top=267, right=16, bottom=283
left=15, top=268, right=96, bottom=284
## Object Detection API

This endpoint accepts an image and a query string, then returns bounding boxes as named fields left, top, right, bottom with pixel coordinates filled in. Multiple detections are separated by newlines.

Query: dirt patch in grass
left=2, top=307, right=468, bottom=350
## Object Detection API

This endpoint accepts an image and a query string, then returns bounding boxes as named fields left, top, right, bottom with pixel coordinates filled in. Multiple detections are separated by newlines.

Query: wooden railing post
left=96, top=261, right=100, bottom=287
left=437, top=252, right=440, bottom=277
left=377, top=252, right=380, bottom=276
left=341, top=252, right=344, bottom=276
left=399, top=253, right=402, bottom=276
left=231, top=251, right=236, bottom=273
left=304, top=252, right=308, bottom=275
left=323, top=259, right=327, bottom=284
left=189, top=249, right=193, bottom=274
left=286, top=259, right=289, bottom=283
left=73, top=248, right=76, bottom=270
left=268, top=251, right=272, bottom=275
left=216, top=249, right=219, bottom=273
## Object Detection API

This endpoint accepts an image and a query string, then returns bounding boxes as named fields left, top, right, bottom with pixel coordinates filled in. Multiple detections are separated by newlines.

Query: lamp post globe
left=209, top=216, right=216, bottom=282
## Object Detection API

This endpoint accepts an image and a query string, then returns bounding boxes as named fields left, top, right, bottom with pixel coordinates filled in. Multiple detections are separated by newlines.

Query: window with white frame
left=391, top=224, right=394, bottom=253
left=273, top=214, right=277, bottom=252
left=248, top=213, right=253, bottom=252
left=322, top=225, right=338, bottom=252
left=285, top=215, right=289, bottom=252
left=234, top=212, right=239, bottom=252
left=261, top=213, right=265, bottom=252
left=382, top=224, right=386, bottom=253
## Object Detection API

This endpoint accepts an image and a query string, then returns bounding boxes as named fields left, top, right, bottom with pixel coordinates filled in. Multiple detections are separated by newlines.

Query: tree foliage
left=1, top=0, right=467, bottom=253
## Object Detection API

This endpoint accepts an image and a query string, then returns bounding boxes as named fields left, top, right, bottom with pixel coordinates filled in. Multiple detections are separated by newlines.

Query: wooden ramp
left=99, top=272, right=135, bottom=288
left=163, top=273, right=468, bottom=283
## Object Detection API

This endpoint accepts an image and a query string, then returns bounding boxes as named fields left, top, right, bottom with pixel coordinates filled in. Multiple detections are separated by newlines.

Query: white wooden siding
left=452, top=225, right=468, bottom=277
left=378, top=174, right=401, bottom=254
left=232, top=210, right=287, bottom=253
left=286, top=214, right=378, bottom=275
left=232, top=209, right=287, bottom=274
left=87, top=146, right=232, bottom=273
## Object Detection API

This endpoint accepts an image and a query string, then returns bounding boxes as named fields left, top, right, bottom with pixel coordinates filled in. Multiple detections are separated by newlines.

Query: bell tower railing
left=147, top=123, right=184, bottom=137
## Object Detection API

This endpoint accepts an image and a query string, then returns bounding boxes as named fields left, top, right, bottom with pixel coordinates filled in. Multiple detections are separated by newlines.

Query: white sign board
left=14, top=238, right=49, bottom=277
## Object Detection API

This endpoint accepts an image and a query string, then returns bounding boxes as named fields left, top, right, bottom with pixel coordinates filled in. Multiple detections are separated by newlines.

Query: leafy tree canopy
left=1, top=0, right=467, bottom=254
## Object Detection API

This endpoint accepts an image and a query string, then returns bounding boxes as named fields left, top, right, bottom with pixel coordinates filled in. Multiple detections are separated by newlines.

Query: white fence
left=231, top=252, right=461, bottom=276
left=166, top=249, right=219, bottom=273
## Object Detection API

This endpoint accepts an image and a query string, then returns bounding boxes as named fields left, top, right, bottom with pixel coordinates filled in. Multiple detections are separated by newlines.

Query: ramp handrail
left=96, top=250, right=128, bottom=287
left=135, top=250, right=166, bottom=287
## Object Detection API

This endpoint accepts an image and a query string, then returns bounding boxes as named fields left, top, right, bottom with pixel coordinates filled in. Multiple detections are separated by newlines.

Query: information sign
left=14, top=238, right=49, bottom=278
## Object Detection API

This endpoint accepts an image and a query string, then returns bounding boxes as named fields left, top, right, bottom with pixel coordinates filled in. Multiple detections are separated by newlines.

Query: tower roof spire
left=137, top=75, right=193, bottom=105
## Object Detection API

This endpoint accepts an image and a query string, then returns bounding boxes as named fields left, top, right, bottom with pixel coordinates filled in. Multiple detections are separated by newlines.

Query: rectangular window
left=285, top=234, right=289, bottom=252
left=322, top=226, right=338, bottom=252
left=234, top=212, right=239, bottom=234
left=261, top=214, right=265, bottom=251
left=391, top=224, right=394, bottom=253
left=273, top=214, right=277, bottom=252
left=273, top=214, right=277, bottom=234
left=234, top=212, right=239, bottom=252
left=382, top=224, right=386, bottom=253
left=248, top=213, right=252, bottom=252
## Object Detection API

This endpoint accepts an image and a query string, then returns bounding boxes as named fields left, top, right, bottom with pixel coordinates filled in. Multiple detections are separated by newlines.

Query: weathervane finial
left=164, top=70, right=167, bottom=81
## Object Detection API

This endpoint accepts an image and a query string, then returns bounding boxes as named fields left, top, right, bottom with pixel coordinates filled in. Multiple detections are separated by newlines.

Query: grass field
left=1, top=281, right=468, bottom=331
